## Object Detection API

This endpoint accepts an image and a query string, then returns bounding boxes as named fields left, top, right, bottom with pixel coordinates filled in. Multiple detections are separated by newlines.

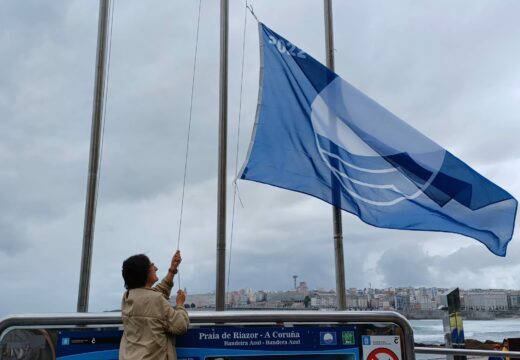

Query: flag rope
left=246, top=3, right=258, bottom=22
left=176, top=0, right=203, bottom=289
left=227, top=0, right=251, bottom=295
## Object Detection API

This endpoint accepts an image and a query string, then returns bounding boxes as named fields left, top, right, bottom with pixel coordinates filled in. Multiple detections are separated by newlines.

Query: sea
left=411, top=318, right=520, bottom=344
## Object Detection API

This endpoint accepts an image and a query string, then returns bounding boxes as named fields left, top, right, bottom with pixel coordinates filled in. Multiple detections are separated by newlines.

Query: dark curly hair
left=122, top=254, right=151, bottom=290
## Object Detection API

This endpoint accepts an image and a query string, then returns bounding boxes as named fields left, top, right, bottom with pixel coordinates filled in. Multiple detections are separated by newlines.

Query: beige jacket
left=119, top=278, right=189, bottom=360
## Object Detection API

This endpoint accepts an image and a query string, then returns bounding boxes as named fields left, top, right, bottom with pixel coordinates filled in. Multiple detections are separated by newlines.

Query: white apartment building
left=184, top=292, right=215, bottom=308
left=463, top=291, right=508, bottom=311
left=311, top=292, right=336, bottom=308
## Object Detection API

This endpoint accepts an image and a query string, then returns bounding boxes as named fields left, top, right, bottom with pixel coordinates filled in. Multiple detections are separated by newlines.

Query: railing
left=6, top=313, right=520, bottom=359
left=0, top=311, right=415, bottom=358
left=416, top=346, right=520, bottom=358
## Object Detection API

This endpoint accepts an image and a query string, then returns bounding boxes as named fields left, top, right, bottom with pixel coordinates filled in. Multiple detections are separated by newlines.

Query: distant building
left=226, top=291, right=240, bottom=306
left=463, top=291, right=508, bottom=311
left=182, top=285, right=519, bottom=314
left=507, top=291, right=520, bottom=310
left=394, top=294, right=410, bottom=311
left=266, top=291, right=305, bottom=303
left=311, top=292, right=336, bottom=308
left=255, top=291, right=267, bottom=302
left=346, top=295, right=368, bottom=309
left=184, top=292, right=215, bottom=308
left=296, top=282, right=309, bottom=295
left=417, top=294, right=437, bottom=311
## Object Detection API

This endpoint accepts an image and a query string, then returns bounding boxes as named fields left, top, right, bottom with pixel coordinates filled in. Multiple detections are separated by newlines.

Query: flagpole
left=324, top=0, right=347, bottom=310
left=216, top=0, right=229, bottom=311
left=77, top=0, right=111, bottom=313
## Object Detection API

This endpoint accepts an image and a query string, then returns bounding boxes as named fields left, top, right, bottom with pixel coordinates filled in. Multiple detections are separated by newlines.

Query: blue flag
left=239, top=23, right=517, bottom=256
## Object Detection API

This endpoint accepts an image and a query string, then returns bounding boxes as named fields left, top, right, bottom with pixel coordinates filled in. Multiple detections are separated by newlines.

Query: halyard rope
left=176, top=0, right=203, bottom=289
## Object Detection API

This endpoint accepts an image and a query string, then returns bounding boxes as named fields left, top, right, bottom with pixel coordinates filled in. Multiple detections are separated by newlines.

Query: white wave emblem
left=310, top=78, right=446, bottom=207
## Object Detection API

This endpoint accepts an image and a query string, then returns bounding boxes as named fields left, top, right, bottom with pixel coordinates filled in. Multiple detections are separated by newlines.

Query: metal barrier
left=0, top=311, right=416, bottom=360
left=415, top=346, right=520, bottom=358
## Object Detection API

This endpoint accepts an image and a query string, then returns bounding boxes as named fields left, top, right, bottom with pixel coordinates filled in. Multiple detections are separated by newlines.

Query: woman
left=119, top=250, right=189, bottom=360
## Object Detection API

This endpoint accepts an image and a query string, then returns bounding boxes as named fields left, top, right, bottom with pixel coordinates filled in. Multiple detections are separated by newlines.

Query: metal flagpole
left=77, top=0, right=111, bottom=313
left=216, top=0, right=229, bottom=311
left=324, top=0, right=347, bottom=310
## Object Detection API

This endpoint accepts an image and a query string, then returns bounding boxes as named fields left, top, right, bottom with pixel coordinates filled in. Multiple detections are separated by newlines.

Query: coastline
left=402, top=309, right=520, bottom=320
left=411, top=318, right=520, bottom=354
left=415, top=338, right=503, bottom=350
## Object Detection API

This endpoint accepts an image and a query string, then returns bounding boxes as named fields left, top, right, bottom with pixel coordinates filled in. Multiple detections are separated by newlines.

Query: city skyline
left=185, top=283, right=520, bottom=295
left=182, top=283, right=520, bottom=318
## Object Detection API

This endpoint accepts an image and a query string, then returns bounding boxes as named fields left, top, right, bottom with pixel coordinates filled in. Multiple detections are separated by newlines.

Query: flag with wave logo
left=239, top=23, right=517, bottom=256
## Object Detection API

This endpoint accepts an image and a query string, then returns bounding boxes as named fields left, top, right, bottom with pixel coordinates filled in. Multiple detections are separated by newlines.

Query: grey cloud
left=376, top=238, right=520, bottom=289
left=333, top=0, right=520, bottom=165
left=377, top=244, right=435, bottom=287
left=226, top=241, right=337, bottom=293
left=0, top=217, right=27, bottom=254
left=90, top=1, right=223, bottom=203
left=435, top=242, right=520, bottom=283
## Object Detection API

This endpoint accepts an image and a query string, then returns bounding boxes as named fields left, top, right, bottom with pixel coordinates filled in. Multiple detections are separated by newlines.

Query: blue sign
left=57, top=330, right=121, bottom=360
left=56, top=325, right=360, bottom=360
left=177, top=325, right=359, bottom=360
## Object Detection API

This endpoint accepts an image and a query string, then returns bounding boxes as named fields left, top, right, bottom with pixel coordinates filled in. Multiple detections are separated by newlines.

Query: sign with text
left=54, top=325, right=364, bottom=360
left=361, top=335, right=402, bottom=360
left=57, top=330, right=121, bottom=360
left=177, top=325, right=360, bottom=360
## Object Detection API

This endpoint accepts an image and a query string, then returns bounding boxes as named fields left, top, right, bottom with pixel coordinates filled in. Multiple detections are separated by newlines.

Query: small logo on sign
left=342, top=331, right=355, bottom=345
left=362, top=336, right=371, bottom=346
left=320, top=332, right=337, bottom=345
left=61, top=338, right=70, bottom=346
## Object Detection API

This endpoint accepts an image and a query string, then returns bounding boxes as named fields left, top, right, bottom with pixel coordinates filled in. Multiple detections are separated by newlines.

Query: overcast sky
left=0, top=0, right=519, bottom=316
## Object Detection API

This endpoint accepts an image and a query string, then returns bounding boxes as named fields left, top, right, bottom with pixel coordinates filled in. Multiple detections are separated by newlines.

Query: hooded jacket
left=119, top=277, right=189, bottom=360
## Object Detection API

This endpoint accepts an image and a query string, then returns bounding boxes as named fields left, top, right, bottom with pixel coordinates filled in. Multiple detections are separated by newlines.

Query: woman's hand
left=176, top=290, right=186, bottom=306
left=169, top=250, right=182, bottom=275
